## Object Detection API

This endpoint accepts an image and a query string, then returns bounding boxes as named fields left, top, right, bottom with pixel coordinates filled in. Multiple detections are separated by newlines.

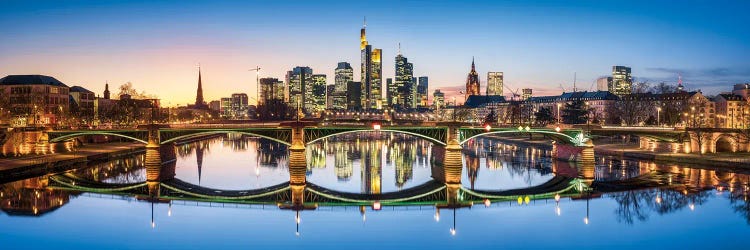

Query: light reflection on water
left=1, top=133, right=750, bottom=248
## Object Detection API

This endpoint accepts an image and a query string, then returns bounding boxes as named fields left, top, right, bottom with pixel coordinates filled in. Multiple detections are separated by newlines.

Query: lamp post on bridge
left=657, top=106, right=661, bottom=127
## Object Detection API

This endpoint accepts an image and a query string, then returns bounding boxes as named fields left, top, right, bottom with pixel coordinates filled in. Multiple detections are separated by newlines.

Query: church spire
left=195, top=65, right=205, bottom=107
left=103, top=81, right=110, bottom=99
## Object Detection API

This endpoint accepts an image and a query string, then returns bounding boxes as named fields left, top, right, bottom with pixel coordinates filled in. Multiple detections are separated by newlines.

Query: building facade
left=360, top=23, right=382, bottom=109
left=433, top=89, right=445, bottom=111
left=0, top=75, right=70, bottom=126
left=69, top=86, right=95, bottom=124
left=286, top=66, right=313, bottom=111
left=394, top=54, right=415, bottom=109
left=611, top=66, right=633, bottom=96
left=417, top=76, right=428, bottom=108
left=333, top=62, right=353, bottom=110
left=259, top=77, right=285, bottom=106
left=487, top=72, right=503, bottom=96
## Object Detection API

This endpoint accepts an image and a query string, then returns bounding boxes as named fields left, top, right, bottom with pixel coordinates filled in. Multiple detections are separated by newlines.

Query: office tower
left=611, top=66, right=632, bottom=95
left=395, top=53, right=415, bottom=109
left=386, top=78, right=395, bottom=107
left=417, top=76, right=428, bottom=107
left=307, top=74, right=326, bottom=113
left=360, top=21, right=382, bottom=109
left=347, top=81, right=362, bottom=110
left=487, top=72, right=503, bottom=96
left=334, top=62, right=353, bottom=109
left=231, top=93, right=248, bottom=118
left=259, top=78, right=284, bottom=106
left=286, top=66, right=313, bottom=112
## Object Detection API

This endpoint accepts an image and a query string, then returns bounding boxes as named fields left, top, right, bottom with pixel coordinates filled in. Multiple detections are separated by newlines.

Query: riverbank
left=0, top=142, right=144, bottom=182
left=595, top=143, right=750, bottom=169
left=488, top=135, right=750, bottom=169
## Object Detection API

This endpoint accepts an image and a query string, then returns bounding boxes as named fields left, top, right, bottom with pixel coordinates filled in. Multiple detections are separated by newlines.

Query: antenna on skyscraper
left=397, top=42, right=401, bottom=55
left=573, top=72, right=577, bottom=92
left=363, top=16, right=366, bottom=28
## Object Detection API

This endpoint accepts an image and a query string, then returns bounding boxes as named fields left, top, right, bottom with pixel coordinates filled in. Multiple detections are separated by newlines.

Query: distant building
left=220, top=97, right=232, bottom=118
left=487, top=72, right=503, bottom=96
left=0, top=75, right=70, bottom=126
left=259, top=77, right=284, bottom=106
left=360, top=22, right=382, bottom=109
left=231, top=93, right=248, bottom=118
left=386, top=78, right=395, bottom=107
left=417, top=76, right=428, bottom=108
left=326, top=84, right=335, bottom=109
left=596, top=76, right=612, bottom=92
left=465, top=58, right=481, bottom=99
left=611, top=66, right=632, bottom=95
left=347, top=81, right=362, bottom=110
left=394, top=53, right=415, bottom=109
left=714, top=93, right=747, bottom=128
left=286, top=66, right=313, bottom=111
left=733, top=83, right=750, bottom=99
left=308, top=74, right=327, bottom=114
left=103, top=83, right=111, bottom=99
left=333, top=62, right=353, bottom=110
left=433, top=89, right=445, bottom=111
left=522, top=88, right=532, bottom=100
left=69, top=86, right=95, bottom=123
left=209, top=100, right=220, bottom=111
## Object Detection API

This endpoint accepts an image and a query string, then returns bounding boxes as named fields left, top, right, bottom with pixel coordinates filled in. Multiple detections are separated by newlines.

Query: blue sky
left=1, top=0, right=748, bottom=104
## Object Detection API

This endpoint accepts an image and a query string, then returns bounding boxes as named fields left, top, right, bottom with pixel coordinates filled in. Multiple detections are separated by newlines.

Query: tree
left=562, top=100, right=588, bottom=124
left=534, top=107, right=554, bottom=126
left=176, top=109, right=196, bottom=122
left=651, top=81, right=676, bottom=94
left=117, top=82, right=156, bottom=99
left=644, top=115, right=657, bottom=126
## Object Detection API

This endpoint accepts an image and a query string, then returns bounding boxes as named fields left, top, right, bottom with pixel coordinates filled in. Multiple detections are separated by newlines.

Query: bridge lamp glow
left=484, top=124, right=491, bottom=131
left=524, top=196, right=530, bottom=204
left=450, top=228, right=456, bottom=236
left=483, top=199, right=491, bottom=207
left=434, top=210, right=440, bottom=222
left=517, top=196, right=523, bottom=205
left=524, top=126, right=530, bottom=131
left=655, top=195, right=662, bottom=204
left=689, top=203, right=695, bottom=211
left=517, top=126, right=523, bottom=131
left=373, top=124, right=381, bottom=130
left=372, top=201, right=382, bottom=210
left=584, top=217, right=589, bottom=225
left=555, top=127, right=561, bottom=132
left=554, top=194, right=560, bottom=202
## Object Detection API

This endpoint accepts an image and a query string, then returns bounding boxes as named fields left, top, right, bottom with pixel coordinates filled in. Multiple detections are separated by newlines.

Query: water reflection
left=1, top=134, right=750, bottom=244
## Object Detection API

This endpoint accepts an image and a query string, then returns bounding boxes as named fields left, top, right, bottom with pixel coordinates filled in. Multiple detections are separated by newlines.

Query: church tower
left=195, top=66, right=207, bottom=109
left=103, top=82, right=110, bottom=100
left=465, top=58, right=481, bottom=100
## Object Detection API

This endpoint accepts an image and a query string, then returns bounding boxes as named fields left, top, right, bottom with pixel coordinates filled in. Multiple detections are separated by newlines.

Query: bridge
left=46, top=122, right=594, bottom=162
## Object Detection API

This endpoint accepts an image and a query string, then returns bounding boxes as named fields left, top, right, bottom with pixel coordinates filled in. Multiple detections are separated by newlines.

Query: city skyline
left=1, top=0, right=749, bottom=105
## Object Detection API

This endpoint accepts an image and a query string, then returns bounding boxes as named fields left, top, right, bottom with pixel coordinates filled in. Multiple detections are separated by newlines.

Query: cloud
left=642, top=67, right=750, bottom=94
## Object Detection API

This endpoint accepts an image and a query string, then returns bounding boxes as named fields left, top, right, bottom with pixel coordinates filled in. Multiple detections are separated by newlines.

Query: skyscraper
left=417, top=76, right=428, bottom=107
left=286, top=66, right=313, bottom=112
left=334, top=62, right=353, bottom=110
left=360, top=20, right=382, bottom=110
left=611, top=66, right=632, bottom=95
left=347, top=81, right=362, bottom=110
left=465, top=58, right=481, bottom=100
left=386, top=77, right=395, bottom=107
left=395, top=53, right=414, bottom=109
left=487, top=72, right=503, bottom=96
left=259, top=77, right=284, bottom=105
left=308, top=74, right=327, bottom=113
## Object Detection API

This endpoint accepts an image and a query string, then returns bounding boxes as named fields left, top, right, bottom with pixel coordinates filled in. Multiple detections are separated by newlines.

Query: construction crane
left=503, top=83, right=521, bottom=101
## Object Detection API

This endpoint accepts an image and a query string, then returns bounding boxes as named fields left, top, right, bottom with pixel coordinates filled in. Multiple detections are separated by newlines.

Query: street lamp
left=657, top=107, right=661, bottom=127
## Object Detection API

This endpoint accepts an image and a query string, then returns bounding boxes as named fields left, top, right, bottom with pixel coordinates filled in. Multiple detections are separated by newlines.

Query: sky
left=1, top=0, right=749, bottom=106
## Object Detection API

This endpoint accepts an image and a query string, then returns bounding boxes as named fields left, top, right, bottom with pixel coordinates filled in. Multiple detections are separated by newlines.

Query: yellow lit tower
left=360, top=18, right=383, bottom=110
left=465, top=58, right=481, bottom=100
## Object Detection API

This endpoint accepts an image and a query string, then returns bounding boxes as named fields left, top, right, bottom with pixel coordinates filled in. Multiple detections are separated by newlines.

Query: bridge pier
left=283, top=125, right=316, bottom=210
left=432, top=145, right=471, bottom=208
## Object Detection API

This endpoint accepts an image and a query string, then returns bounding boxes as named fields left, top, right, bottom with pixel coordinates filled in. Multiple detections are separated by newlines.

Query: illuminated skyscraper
left=611, top=66, right=632, bottom=96
left=417, top=76, right=428, bottom=107
left=386, top=77, right=395, bottom=107
left=259, top=77, right=284, bottom=105
left=286, top=66, right=312, bottom=112
left=465, top=58, right=481, bottom=99
left=395, top=53, right=414, bottom=109
left=333, top=62, right=353, bottom=109
left=307, top=74, right=326, bottom=113
left=487, top=72, right=503, bottom=96
left=360, top=20, right=382, bottom=109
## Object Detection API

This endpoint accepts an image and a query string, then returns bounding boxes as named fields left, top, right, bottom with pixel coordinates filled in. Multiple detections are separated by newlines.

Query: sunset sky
left=1, top=0, right=748, bottom=106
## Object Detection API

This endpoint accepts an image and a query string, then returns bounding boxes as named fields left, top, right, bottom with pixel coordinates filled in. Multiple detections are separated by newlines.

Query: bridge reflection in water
left=3, top=133, right=750, bottom=235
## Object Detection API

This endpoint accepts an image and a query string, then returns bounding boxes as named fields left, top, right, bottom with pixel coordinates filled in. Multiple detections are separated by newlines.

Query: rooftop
left=0, top=75, right=69, bottom=87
